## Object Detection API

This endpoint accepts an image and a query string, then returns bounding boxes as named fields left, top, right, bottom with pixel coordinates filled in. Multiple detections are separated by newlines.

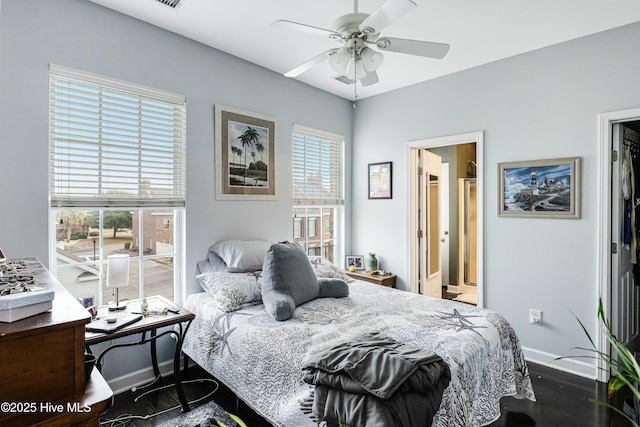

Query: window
left=293, top=217, right=303, bottom=238
left=48, top=65, right=186, bottom=305
left=308, top=217, right=318, bottom=237
left=292, top=125, right=344, bottom=264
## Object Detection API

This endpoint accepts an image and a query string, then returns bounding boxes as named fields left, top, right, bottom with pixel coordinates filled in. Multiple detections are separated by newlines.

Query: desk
left=85, top=295, right=195, bottom=412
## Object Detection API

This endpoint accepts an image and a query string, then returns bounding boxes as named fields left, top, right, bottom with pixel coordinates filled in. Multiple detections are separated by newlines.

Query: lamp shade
left=360, top=47, right=384, bottom=72
left=107, top=254, right=129, bottom=288
left=346, top=58, right=366, bottom=81
left=329, top=47, right=351, bottom=75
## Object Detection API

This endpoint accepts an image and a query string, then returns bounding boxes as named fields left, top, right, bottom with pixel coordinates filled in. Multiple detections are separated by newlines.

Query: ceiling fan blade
left=376, top=37, right=450, bottom=59
left=359, top=0, right=417, bottom=35
left=272, top=20, right=341, bottom=38
left=284, top=49, right=339, bottom=77
left=360, top=70, right=379, bottom=87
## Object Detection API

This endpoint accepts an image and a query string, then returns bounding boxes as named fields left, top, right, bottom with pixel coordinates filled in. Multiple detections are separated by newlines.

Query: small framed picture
left=79, top=296, right=94, bottom=308
left=346, top=255, right=365, bottom=270
left=498, top=157, right=581, bottom=219
left=368, top=162, right=392, bottom=199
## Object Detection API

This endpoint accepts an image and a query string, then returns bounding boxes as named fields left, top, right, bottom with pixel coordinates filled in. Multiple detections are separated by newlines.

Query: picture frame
left=215, top=104, right=277, bottom=200
left=345, top=255, right=365, bottom=270
left=79, top=296, right=94, bottom=308
left=368, top=161, right=392, bottom=199
left=498, top=157, right=581, bottom=219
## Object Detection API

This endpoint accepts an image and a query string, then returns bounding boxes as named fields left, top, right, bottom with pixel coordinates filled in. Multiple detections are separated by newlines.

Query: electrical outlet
left=529, top=309, right=542, bottom=325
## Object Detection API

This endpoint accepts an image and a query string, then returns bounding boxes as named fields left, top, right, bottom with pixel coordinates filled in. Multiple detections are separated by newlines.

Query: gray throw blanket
left=302, top=332, right=451, bottom=427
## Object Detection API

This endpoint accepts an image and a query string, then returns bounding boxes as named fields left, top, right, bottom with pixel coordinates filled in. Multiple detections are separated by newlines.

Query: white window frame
left=48, top=65, right=186, bottom=304
left=292, top=125, right=345, bottom=264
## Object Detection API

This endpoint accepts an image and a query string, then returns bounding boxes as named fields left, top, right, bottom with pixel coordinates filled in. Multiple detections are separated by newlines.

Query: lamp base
left=107, top=287, right=127, bottom=311
left=107, top=302, right=127, bottom=311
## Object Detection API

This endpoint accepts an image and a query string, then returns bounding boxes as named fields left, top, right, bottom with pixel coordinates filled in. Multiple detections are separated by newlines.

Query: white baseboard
left=105, top=359, right=177, bottom=395
left=522, top=346, right=599, bottom=380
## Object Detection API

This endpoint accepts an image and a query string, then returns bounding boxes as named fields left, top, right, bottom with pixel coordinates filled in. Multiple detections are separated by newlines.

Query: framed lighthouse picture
left=498, top=157, right=581, bottom=219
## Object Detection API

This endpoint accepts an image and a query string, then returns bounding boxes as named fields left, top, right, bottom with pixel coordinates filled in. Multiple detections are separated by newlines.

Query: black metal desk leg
left=174, top=320, right=193, bottom=412
left=150, top=328, right=161, bottom=379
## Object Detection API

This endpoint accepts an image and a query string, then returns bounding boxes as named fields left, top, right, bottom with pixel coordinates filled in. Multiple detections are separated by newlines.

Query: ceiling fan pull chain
left=353, top=78, right=358, bottom=108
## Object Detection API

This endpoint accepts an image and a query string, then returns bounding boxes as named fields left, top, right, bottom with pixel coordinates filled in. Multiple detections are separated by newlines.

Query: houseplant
left=565, top=299, right=640, bottom=426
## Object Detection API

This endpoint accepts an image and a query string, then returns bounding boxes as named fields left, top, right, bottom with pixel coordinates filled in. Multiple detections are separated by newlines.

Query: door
left=419, top=149, right=442, bottom=298
left=612, top=122, right=640, bottom=350
left=407, top=131, right=484, bottom=306
left=460, top=178, right=477, bottom=286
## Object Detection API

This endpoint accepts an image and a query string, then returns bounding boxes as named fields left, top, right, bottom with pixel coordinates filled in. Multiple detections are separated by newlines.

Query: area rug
left=157, top=401, right=240, bottom=427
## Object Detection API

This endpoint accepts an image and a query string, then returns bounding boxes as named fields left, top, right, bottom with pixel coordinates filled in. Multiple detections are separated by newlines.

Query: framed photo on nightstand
left=346, top=255, right=364, bottom=270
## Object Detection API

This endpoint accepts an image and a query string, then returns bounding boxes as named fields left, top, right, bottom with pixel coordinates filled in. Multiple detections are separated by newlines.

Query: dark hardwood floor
left=102, top=362, right=633, bottom=426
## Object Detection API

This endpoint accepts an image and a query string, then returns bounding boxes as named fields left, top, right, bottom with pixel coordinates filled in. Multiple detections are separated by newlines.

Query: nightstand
left=346, top=270, right=397, bottom=288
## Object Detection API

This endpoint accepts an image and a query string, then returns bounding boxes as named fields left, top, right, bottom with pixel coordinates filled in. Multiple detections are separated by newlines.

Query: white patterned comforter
left=182, top=280, right=535, bottom=427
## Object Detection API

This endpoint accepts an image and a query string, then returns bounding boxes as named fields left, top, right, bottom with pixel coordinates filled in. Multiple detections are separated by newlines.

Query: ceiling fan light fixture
left=275, top=0, right=449, bottom=87
left=329, top=47, right=351, bottom=75
left=346, top=57, right=366, bottom=81
left=360, top=47, right=384, bottom=71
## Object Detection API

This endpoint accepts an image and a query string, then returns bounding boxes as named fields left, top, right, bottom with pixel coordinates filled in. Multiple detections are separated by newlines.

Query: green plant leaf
left=227, top=413, right=248, bottom=427
left=561, top=298, right=640, bottom=427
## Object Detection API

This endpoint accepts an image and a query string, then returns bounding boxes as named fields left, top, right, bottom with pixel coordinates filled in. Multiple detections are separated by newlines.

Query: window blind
left=292, top=125, right=344, bottom=206
left=49, top=64, right=186, bottom=208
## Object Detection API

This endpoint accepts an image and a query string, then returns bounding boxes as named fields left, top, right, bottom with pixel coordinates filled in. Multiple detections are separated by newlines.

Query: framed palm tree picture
left=215, top=104, right=277, bottom=200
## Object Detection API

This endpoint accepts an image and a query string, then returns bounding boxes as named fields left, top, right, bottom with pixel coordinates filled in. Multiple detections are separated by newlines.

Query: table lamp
left=107, top=254, right=129, bottom=311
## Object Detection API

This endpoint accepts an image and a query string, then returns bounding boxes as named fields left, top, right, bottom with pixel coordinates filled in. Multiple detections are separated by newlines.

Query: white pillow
left=308, top=256, right=354, bottom=282
left=209, top=240, right=272, bottom=272
left=196, top=270, right=263, bottom=312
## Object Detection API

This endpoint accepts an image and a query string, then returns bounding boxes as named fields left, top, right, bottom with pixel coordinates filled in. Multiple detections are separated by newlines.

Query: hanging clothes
left=624, top=147, right=633, bottom=245
left=623, top=147, right=631, bottom=200
left=624, top=127, right=640, bottom=284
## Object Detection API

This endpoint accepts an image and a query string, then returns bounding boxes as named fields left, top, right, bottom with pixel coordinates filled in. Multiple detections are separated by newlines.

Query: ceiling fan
left=272, top=0, right=450, bottom=87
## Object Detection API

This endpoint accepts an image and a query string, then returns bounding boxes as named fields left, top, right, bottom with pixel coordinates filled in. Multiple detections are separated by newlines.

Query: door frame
left=405, top=131, right=484, bottom=307
left=441, top=162, right=450, bottom=286
left=597, top=107, right=640, bottom=382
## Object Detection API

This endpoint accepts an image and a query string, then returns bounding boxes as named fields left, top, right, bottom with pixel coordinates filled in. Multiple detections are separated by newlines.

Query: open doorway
left=598, top=108, right=640, bottom=383
left=406, top=131, right=484, bottom=308
left=611, top=120, right=640, bottom=355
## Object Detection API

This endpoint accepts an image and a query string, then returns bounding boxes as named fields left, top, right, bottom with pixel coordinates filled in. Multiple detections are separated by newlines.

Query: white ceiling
left=89, top=0, right=640, bottom=100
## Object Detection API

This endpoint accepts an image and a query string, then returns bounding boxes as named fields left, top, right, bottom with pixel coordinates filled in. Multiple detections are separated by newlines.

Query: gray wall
left=0, top=0, right=352, bottom=385
left=0, top=0, right=353, bottom=292
left=351, top=21, right=640, bottom=372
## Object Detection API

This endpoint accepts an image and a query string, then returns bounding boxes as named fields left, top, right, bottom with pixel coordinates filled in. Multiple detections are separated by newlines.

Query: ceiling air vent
left=154, top=0, right=182, bottom=8
left=333, top=75, right=356, bottom=85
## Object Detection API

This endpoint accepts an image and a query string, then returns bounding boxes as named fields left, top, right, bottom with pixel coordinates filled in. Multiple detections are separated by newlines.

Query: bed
left=182, top=241, right=535, bottom=427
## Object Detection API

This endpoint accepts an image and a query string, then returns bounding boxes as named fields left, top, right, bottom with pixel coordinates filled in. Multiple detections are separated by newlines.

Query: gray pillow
left=262, top=242, right=350, bottom=321
left=318, top=277, right=349, bottom=298
left=262, top=241, right=320, bottom=321
left=209, top=240, right=271, bottom=272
